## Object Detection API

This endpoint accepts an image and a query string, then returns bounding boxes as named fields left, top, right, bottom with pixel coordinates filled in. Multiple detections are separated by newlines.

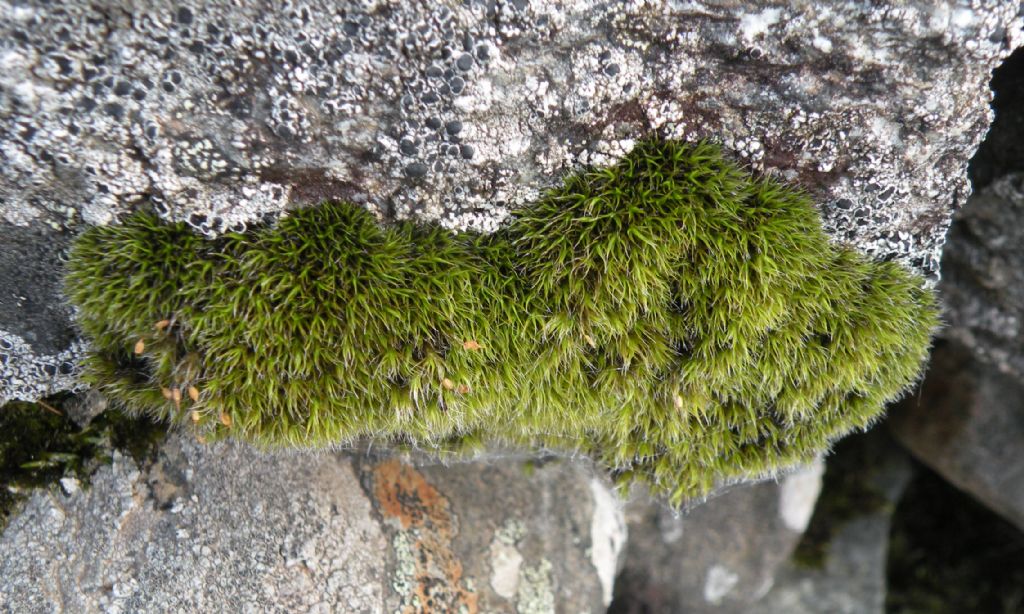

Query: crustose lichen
left=64, top=139, right=939, bottom=505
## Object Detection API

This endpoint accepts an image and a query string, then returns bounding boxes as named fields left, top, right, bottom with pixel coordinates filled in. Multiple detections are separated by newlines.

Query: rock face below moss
left=1, top=0, right=1020, bottom=403
left=0, top=435, right=623, bottom=612
left=612, top=461, right=824, bottom=613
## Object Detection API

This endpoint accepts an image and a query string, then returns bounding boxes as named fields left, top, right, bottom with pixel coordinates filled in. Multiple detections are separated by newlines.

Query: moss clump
left=64, top=139, right=939, bottom=505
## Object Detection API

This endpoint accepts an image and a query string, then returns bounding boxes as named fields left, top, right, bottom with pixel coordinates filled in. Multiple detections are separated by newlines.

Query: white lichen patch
left=489, top=525, right=525, bottom=599
left=703, top=564, right=740, bottom=605
left=588, top=478, right=627, bottom=607
left=516, top=558, right=555, bottom=614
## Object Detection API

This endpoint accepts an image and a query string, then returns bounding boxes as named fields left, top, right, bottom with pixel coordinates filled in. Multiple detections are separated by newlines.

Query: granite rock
left=1, top=0, right=1021, bottom=402
left=753, top=431, right=912, bottom=614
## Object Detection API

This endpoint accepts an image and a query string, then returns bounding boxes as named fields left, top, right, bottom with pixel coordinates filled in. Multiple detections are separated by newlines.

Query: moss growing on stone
left=64, top=139, right=939, bottom=505
left=0, top=394, right=166, bottom=530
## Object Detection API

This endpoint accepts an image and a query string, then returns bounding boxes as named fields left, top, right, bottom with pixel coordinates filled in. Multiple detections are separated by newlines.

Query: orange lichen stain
left=372, top=459, right=479, bottom=614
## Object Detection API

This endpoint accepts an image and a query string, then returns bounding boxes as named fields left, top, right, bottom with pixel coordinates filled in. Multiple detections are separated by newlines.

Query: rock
left=886, top=462, right=1024, bottom=614
left=1, top=0, right=1021, bottom=402
left=611, top=429, right=913, bottom=614
left=360, top=454, right=626, bottom=613
left=938, top=173, right=1024, bottom=379
left=611, top=460, right=824, bottom=613
left=889, top=142, right=1024, bottom=530
left=0, top=436, right=623, bottom=612
left=890, top=339, right=1024, bottom=532
left=753, top=430, right=912, bottom=614
left=0, top=222, right=84, bottom=404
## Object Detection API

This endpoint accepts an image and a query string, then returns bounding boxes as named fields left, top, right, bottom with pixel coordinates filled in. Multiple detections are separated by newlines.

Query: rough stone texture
left=0, top=436, right=623, bottom=612
left=610, top=460, right=824, bottom=613
left=0, top=436, right=387, bottom=612
left=753, top=431, right=912, bottom=614
left=362, top=454, right=626, bottom=613
left=939, top=173, right=1024, bottom=379
left=890, top=339, right=1024, bottom=532
left=1, top=0, right=1021, bottom=403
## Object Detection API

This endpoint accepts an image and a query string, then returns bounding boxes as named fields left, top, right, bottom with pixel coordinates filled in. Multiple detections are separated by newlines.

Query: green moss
left=63, top=139, right=939, bottom=506
left=0, top=394, right=166, bottom=530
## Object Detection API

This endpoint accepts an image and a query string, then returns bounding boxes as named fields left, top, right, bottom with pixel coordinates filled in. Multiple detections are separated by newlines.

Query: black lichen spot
left=405, top=162, right=429, bottom=178
left=400, top=138, right=419, bottom=156
left=604, top=63, right=620, bottom=77
left=422, top=91, right=439, bottom=104
left=460, top=144, right=475, bottom=160
left=456, top=53, right=474, bottom=71
left=103, top=103, right=125, bottom=120
left=450, top=76, right=465, bottom=94
left=176, top=7, right=194, bottom=25
left=426, top=65, right=444, bottom=78
left=53, top=55, right=73, bottom=75
left=426, top=117, right=442, bottom=130
left=445, top=120, right=462, bottom=136
left=113, top=80, right=131, bottom=97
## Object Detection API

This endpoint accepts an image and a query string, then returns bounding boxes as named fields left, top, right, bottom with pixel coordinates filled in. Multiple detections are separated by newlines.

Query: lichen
left=63, top=139, right=939, bottom=506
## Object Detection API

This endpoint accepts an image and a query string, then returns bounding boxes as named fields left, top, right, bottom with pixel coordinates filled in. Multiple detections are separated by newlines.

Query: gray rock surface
left=610, top=429, right=913, bottom=614
left=890, top=339, right=1024, bottom=532
left=0, top=435, right=623, bottom=612
left=939, top=173, right=1024, bottom=379
left=753, top=432, right=912, bottom=614
left=890, top=165, right=1024, bottom=532
left=611, top=460, right=824, bottom=612
left=1, top=0, right=1021, bottom=402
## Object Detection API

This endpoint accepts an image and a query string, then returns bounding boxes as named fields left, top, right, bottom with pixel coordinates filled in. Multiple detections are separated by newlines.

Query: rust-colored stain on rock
left=372, top=459, right=479, bottom=614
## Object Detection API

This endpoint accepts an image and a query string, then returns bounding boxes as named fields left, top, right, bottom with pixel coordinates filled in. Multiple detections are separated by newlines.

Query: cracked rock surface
left=1, top=0, right=1020, bottom=403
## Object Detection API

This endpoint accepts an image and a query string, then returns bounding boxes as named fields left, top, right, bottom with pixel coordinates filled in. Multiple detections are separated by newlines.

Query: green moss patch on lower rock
left=63, top=139, right=939, bottom=506
left=0, top=393, right=166, bottom=531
